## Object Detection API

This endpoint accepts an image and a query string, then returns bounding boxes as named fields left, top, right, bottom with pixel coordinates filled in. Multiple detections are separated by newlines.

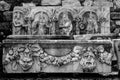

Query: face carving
left=17, top=44, right=41, bottom=71
left=13, top=11, right=24, bottom=26
left=80, top=47, right=96, bottom=70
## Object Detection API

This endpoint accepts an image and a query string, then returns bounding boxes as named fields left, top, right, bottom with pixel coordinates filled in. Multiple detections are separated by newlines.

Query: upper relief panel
left=12, top=0, right=113, bottom=36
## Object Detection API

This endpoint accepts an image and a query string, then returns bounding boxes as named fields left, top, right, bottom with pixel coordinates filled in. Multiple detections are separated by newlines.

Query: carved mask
left=17, top=44, right=33, bottom=71
left=80, top=50, right=96, bottom=69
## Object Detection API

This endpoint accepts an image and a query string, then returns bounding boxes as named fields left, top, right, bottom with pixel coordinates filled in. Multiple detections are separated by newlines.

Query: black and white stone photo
left=0, top=0, right=120, bottom=80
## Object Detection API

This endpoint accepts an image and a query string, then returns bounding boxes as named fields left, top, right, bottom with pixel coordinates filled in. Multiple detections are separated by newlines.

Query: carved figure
left=58, top=11, right=73, bottom=36
left=13, top=7, right=29, bottom=35
left=80, top=11, right=98, bottom=34
left=4, top=44, right=42, bottom=72
left=32, top=11, right=50, bottom=35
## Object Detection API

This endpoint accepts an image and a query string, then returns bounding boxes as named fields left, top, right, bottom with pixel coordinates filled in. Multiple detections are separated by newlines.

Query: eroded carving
left=4, top=44, right=41, bottom=72
left=54, top=6, right=77, bottom=35
left=31, top=11, right=50, bottom=35
left=58, top=11, right=73, bottom=35
left=77, top=7, right=110, bottom=34
left=12, top=4, right=111, bottom=35
left=80, top=46, right=96, bottom=72
left=13, top=7, right=29, bottom=35
left=78, top=11, right=98, bottom=34
left=3, top=43, right=113, bottom=73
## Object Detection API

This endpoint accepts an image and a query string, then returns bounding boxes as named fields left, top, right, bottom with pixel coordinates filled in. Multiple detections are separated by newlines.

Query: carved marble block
left=3, top=0, right=118, bottom=75
left=2, top=38, right=118, bottom=74
left=12, top=5, right=111, bottom=35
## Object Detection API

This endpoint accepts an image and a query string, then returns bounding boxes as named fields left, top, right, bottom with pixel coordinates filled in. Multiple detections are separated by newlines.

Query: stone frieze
left=12, top=5, right=110, bottom=35
left=3, top=40, right=115, bottom=73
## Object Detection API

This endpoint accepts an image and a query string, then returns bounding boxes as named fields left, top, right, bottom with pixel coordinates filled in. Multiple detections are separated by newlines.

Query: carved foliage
left=4, top=44, right=42, bottom=72
left=3, top=43, right=113, bottom=73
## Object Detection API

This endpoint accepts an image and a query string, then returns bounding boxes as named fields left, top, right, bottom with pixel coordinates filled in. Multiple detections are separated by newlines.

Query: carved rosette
left=3, top=43, right=113, bottom=73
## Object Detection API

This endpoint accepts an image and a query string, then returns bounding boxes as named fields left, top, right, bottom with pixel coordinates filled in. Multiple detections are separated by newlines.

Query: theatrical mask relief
left=12, top=5, right=110, bottom=35
left=3, top=41, right=115, bottom=73
left=1, top=0, right=120, bottom=76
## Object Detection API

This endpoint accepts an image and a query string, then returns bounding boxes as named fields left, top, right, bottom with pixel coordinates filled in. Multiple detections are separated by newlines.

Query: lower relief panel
left=2, top=41, right=117, bottom=74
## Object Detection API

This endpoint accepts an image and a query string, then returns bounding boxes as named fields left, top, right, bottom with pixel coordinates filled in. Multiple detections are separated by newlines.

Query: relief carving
left=12, top=5, right=111, bottom=35
left=31, top=11, right=50, bottom=35
left=77, top=8, right=99, bottom=34
left=58, top=11, right=73, bottom=35
left=3, top=44, right=42, bottom=72
left=97, top=45, right=113, bottom=65
left=13, top=7, right=30, bottom=35
left=77, top=7, right=110, bottom=34
left=3, top=43, right=113, bottom=73
left=55, top=7, right=77, bottom=35
left=80, top=47, right=97, bottom=72
left=30, top=7, right=54, bottom=35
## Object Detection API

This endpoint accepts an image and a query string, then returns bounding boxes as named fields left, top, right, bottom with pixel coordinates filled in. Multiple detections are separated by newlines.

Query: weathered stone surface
left=1, top=0, right=119, bottom=76
left=41, top=0, right=61, bottom=5
left=62, top=0, right=81, bottom=6
left=3, top=39, right=116, bottom=74
left=12, top=5, right=111, bottom=35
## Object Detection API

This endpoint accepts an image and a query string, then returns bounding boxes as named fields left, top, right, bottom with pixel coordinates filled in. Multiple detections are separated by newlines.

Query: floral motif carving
left=4, top=44, right=42, bottom=72
left=3, top=43, right=113, bottom=73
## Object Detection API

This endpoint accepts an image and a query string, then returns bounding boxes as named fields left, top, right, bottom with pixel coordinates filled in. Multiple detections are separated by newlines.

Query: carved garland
left=4, top=44, right=113, bottom=71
